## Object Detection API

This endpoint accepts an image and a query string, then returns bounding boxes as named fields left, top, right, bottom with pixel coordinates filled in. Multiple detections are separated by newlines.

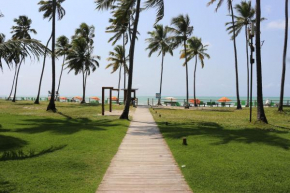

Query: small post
left=102, top=87, right=105, bottom=116
left=165, top=122, right=168, bottom=125
left=159, top=114, right=161, bottom=117
left=182, top=137, right=187, bottom=145
left=148, top=98, right=149, bottom=105
left=109, top=89, right=112, bottom=112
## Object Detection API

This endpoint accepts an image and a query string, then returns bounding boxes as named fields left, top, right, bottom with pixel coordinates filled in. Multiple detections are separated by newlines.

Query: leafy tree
left=35, top=0, right=66, bottom=105
left=208, top=0, right=242, bottom=109
left=181, top=37, right=210, bottom=107
left=66, top=37, right=100, bottom=104
left=146, top=24, right=173, bottom=105
left=10, top=15, right=37, bottom=102
left=167, top=14, right=193, bottom=108
left=106, top=45, right=128, bottom=103
left=278, top=0, right=288, bottom=112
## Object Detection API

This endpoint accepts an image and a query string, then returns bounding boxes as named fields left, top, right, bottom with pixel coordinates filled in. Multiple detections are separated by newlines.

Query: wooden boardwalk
left=96, top=106, right=192, bottom=193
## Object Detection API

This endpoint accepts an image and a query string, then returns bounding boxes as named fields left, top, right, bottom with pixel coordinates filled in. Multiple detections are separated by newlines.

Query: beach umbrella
left=165, top=97, right=176, bottom=101
left=189, top=98, right=200, bottom=104
left=218, top=97, right=231, bottom=102
left=59, top=96, right=67, bottom=100
left=111, top=96, right=118, bottom=101
left=90, top=96, right=100, bottom=100
left=74, top=96, right=82, bottom=100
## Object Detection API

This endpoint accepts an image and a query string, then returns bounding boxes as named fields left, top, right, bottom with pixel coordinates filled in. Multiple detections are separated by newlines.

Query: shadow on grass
left=0, top=135, right=28, bottom=152
left=14, top=117, right=123, bottom=135
left=0, top=145, right=67, bottom=161
left=159, top=121, right=290, bottom=150
left=0, top=176, right=15, bottom=193
left=200, top=109, right=234, bottom=113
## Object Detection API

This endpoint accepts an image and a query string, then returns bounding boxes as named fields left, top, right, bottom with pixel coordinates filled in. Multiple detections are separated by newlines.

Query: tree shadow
left=0, top=145, right=67, bottom=161
left=14, top=117, right=123, bottom=135
left=159, top=121, right=290, bottom=150
left=0, top=176, right=15, bottom=193
left=0, top=135, right=28, bottom=152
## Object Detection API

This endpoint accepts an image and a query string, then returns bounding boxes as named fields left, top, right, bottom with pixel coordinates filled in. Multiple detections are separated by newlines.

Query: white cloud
left=266, top=20, right=287, bottom=30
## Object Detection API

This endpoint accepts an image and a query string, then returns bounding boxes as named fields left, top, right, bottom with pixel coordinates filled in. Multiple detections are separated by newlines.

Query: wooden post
left=109, top=88, right=112, bottom=112
left=148, top=98, right=149, bottom=105
left=182, top=137, right=187, bottom=145
left=102, top=87, right=105, bottom=116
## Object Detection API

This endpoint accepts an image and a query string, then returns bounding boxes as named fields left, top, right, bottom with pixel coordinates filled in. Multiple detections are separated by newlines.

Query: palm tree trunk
left=117, top=66, right=121, bottom=104
left=245, top=25, right=250, bottom=107
left=184, top=40, right=189, bottom=109
left=255, top=0, right=268, bottom=123
left=81, top=70, right=86, bottom=104
left=120, top=0, right=141, bottom=119
left=123, top=33, right=127, bottom=90
left=278, top=0, right=288, bottom=112
left=230, top=3, right=242, bottom=109
left=35, top=34, right=52, bottom=104
left=56, top=54, right=65, bottom=94
left=158, top=53, right=164, bottom=106
left=194, top=56, right=198, bottom=107
left=7, top=65, right=17, bottom=101
left=47, top=0, right=57, bottom=111
left=12, top=58, right=24, bottom=102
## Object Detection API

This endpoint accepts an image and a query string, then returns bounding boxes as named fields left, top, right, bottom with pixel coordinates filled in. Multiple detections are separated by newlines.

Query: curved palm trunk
left=279, top=0, right=288, bottom=112
left=245, top=25, right=250, bottom=107
left=120, top=0, right=141, bottom=119
left=158, top=54, right=164, bottom=106
left=194, top=56, right=198, bottom=107
left=184, top=40, right=189, bottom=109
left=123, top=33, right=127, bottom=90
left=117, top=66, right=122, bottom=104
left=255, top=0, right=268, bottom=123
left=12, top=58, right=24, bottom=102
left=35, top=34, right=52, bottom=104
left=47, top=0, right=57, bottom=111
left=7, top=65, right=18, bottom=100
left=230, top=3, right=242, bottom=109
left=81, top=70, right=86, bottom=104
left=56, top=54, right=66, bottom=95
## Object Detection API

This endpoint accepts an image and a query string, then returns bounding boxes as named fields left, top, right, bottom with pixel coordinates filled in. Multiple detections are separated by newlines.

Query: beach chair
left=206, top=102, right=212, bottom=107
left=176, top=102, right=181, bottom=106
left=199, top=101, right=205, bottom=107
left=241, top=101, right=246, bottom=106
left=221, top=102, right=226, bottom=107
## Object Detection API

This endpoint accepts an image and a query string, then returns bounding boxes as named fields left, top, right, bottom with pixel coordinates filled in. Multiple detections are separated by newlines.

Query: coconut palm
left=106, top=45, right=128, bottom=103
left=66, top=37, right=100, bottom=104
left=96, top=0, right=164, bottom=119
left=180, top=37, right=210, bottom=107
left=146, top=24, right=173, bottom=105
left=226, top=1, right=255, bottom=107
left=279, top=0, right=288, bottom=112
left=56, top=35, right=70, bottom=97
left=255, top=0, right=268, bottom=123
left=10, top=15, right=37, bottom=102
left=73, top=23, right=95, bottom=48
left=167, top=14, right=193, bottom=108
left=36, top=0, right=66, bottom=105
left=208, top=0, right=242, bottom=109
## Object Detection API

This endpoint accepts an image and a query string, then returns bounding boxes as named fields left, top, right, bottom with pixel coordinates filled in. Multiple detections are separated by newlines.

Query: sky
left=0, top=0, right=289, bottom=98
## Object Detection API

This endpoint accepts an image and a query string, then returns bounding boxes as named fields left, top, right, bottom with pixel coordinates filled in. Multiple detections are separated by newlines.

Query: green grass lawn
left=150, top=107, right=290, bottom=193
left=0, top=100, right=129, bottom=193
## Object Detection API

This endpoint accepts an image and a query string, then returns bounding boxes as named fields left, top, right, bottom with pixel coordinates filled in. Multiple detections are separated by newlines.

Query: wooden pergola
left=102, top=87, right=119, bottom=116
left=122, top=88, right=138, bottom=104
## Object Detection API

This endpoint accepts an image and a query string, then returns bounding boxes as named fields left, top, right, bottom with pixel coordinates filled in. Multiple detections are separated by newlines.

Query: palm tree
left=56, top=35, right=70, bottom=97
left=255, top=0, right=268, bottom=123
left=66, top=37, right=100, bottom=104
left=106, top=45, right=128, bottom=103
left=96, top=0, right=164, bottom=119
left=167, top=14, right=193, bottom=108
left=11, top=15, right=37, bottom=102
left=180, top=37, right=210, bottom=107
left=35, top=0, right=66, bottom=105
left=226, top=1, right=255, bottom=107
left=146, top=24, right=173, bottom=105
left=208, top=0, right=242, bottom=109
left=278, top=0, right=288, bottom=112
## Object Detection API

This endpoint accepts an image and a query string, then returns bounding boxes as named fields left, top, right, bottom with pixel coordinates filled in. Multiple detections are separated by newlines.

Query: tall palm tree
left=180, top=37, right=210, bottom=107
left=66, top=37, right=100, bottom=104
left=226, top=1, right=255, bottom=107
left=11, top=15, right=37, bottom=102
left=167, top=14, right=193, bottom=108
left=279, top=0, right=288, bottom=112
left=208, top=0, right=242, bottom=109
left=96, top=0, right=164, bottom=119
left=146, top=24, right=173, bottom=105
left=255, top=0, right=268, bottom=123
left=56, top=35, right=70, bottom=97
left=35, top=0, right=66, bottom=105
left=106, top=45, right=128, bottom=103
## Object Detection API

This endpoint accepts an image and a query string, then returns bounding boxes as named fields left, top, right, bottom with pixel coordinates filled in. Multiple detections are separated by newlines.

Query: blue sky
left=0, top=0, right=289, bottom=97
